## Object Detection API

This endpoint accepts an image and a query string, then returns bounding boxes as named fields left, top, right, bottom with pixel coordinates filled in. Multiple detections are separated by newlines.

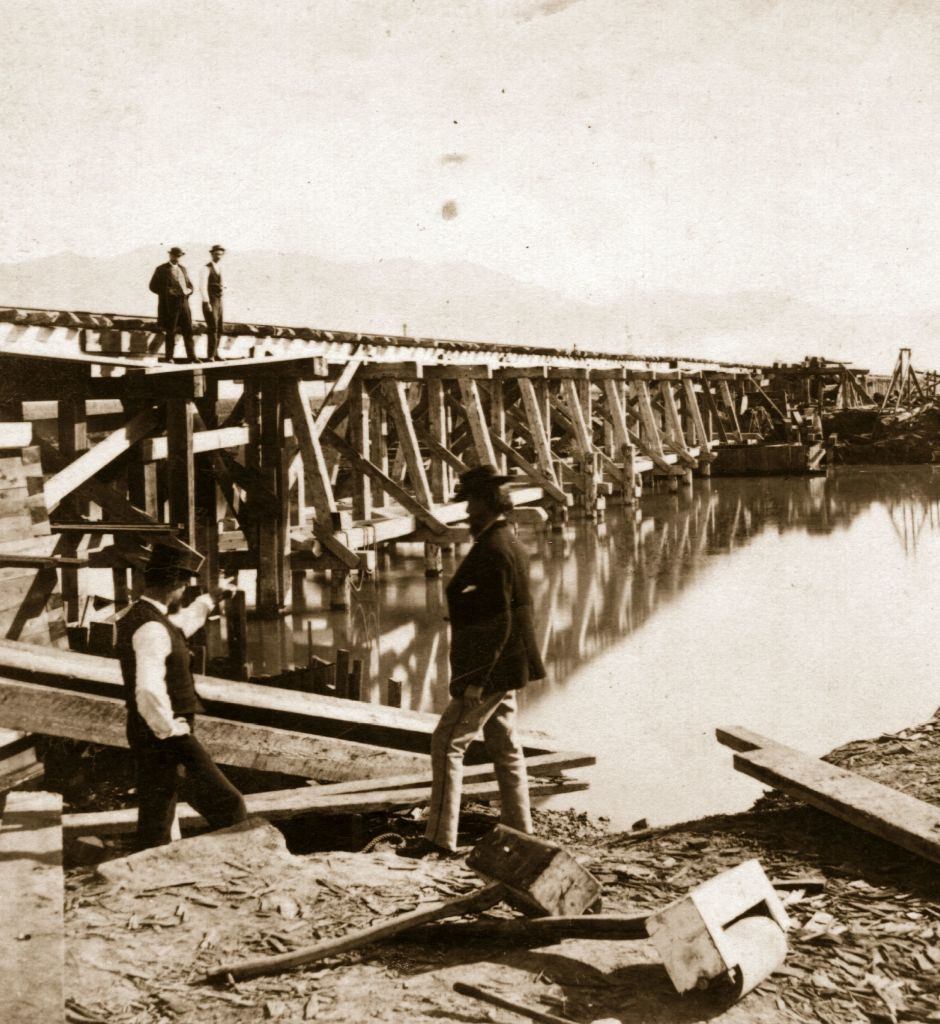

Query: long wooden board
left=63, top=777, right=589, bottom=837
left=0, top=791, right=65, bottom=1023
left=0, top=676, right=429, bottom=781
left=0, top=638, right=556, bottom=754
left=717, top=726, right=940, bottom=866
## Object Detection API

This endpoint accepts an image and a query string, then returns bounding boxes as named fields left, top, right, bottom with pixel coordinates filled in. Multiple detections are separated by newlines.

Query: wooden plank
left=0, top=638, right=556, bottom=754
left=42, top=406, right=159, bottom=512
left=284, top=379, right=338, bottom=531
left=64, top=777, right=589, bottom=836
left=379, top=380, right=437, bottom=506
left=717, top=727, right=940, bottom=866
left=0, top=676, right=430, bottom=780
left=518, top=377, right=559, bottom=483
left=140, top=425, right=249, bottom=462
left=0, top=790, right=64, bottom=1024
left=302, top=750, right=594, bottom=797
left=490, top=435, right=568, bottom=504
left=682, top=376, right=713, bottom=450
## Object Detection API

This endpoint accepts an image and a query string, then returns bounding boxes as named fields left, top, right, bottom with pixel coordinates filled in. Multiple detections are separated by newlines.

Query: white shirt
left=132, top=594, right=215, bottom=740
left=198, top=260, right=224, bottom=304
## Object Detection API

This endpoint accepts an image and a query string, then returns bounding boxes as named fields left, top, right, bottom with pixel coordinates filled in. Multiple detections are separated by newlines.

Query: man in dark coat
left=149, top=246, right=198, bottom=362
left=116, top=541, right=245, bottom=849
left=399, top=464, right=546, bottom=857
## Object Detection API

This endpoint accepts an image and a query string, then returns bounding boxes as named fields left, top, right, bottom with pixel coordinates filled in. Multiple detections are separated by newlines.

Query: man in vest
left=117, top=541, right=246, bottom=850
left=399, top=464, right=546, bottom=858
left=199, top=244, right=226, bottom=360
left=148, top=247, right=198, bottom=362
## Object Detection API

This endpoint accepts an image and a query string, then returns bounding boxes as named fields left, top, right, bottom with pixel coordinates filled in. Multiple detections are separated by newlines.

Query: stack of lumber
left=0, top=639, right=557, bottom=757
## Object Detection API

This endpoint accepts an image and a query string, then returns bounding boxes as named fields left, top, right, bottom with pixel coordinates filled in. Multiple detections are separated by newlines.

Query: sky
left=2, top=0, right=939, bottom=319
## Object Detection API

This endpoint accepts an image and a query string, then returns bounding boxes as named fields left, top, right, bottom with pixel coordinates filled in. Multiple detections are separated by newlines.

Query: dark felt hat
left=209, top=244, right=225, bottom=254
left=168, top=246, right=185, bottom=257
left=145, top=540, right=204, bottom=581
left=454, top=463, right=512, bottom=499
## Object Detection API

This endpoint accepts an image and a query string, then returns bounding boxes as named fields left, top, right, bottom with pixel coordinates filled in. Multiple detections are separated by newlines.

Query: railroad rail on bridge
left=0, top=304, right=868, bottom=634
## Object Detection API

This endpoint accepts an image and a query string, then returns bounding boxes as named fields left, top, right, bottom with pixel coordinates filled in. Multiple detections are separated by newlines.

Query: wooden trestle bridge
left=0, top=304, right=880, bottom=643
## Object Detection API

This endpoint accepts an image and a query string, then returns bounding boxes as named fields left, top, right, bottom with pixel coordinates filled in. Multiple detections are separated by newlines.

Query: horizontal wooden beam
left=357, top=361, right=424, bottom=380
left=717, top=727, right=940, bottom=867
left=0, top=676, right=430, bottom=781
left=140, top=425, right=250, bottom=462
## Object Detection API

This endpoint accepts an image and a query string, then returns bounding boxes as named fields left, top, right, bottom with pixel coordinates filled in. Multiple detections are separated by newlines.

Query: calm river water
left=246, top=467, right=940, bottom=829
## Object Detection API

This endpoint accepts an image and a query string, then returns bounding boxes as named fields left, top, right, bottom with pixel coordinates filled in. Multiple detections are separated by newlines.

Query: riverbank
left=60, top=713, right=939, bottom=1024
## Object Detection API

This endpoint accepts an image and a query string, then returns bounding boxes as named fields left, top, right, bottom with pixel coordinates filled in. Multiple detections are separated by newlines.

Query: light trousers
left=425, top=690, right=531, bottom=852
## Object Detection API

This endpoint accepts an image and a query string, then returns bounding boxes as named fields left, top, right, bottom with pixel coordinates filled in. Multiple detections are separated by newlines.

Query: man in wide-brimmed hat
left=199, top=244, right=226, bottom=360
left=148, top=246, right=198, bottom=362
left=116, top=541, right=245, bottom=849
left=399, top=464, right=546, bottom=858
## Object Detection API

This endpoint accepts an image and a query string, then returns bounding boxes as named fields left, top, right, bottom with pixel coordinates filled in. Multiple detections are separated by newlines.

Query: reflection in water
left=248, top=467, right=940, bottom=828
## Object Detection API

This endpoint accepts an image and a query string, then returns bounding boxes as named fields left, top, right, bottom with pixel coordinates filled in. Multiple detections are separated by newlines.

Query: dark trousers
left=202, top=298, right=223, bottom=359
left=128, top=716, right=247, bottom=850
left=162, top=296, right=196, bottom=362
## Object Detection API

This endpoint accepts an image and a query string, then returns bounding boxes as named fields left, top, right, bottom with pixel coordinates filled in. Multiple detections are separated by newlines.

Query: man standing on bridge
left=199, top=244, right=226, bottom=360
left=116, top=541, right=246, bottom=850
left=149, top=246, right=198, bottom=362
left=399, top=464, right=546, bottom=858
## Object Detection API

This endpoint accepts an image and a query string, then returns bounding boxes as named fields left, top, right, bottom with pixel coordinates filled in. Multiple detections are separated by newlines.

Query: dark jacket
left=116, top=599, right=203, bottom=740
left=446, top=519, right=546, bottom=697
left=149, top=262, right=193, bottom=328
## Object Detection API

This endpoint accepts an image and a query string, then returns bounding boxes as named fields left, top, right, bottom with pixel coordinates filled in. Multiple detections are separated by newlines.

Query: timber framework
left=0, top=304, right=893, bottom=629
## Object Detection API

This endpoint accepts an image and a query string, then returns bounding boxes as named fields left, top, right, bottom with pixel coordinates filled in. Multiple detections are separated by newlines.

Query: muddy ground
left=60, top=715, right=940, bottom=1024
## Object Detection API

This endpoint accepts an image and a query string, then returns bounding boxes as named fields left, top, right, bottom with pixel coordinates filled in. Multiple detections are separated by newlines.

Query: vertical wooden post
left=58, top=398, right=87, bottom=621
left=490, top=380, right=507, bottom=473
left=348, top=377, right=372, bottom=521
left=256, top=378, right=287, bottom=617
left=622, top=443, right=639, bottom=505
left=369, top=388, right=388, bottom=509
left=166, top=398, right=196, bottom=546
left=425, top=377, right=449, bottom=578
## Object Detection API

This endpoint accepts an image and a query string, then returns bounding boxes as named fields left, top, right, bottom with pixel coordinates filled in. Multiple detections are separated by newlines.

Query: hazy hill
left=0, top=246, right=930, bottom=372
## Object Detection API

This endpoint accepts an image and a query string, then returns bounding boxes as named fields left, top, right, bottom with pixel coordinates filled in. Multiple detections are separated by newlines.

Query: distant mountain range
left=0, top=245, right=933, bottom=373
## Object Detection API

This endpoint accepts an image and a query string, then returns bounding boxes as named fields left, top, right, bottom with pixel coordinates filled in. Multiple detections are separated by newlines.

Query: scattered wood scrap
left=717, top=726, right=940, bottom=866
left=0, top=791, right=65, bottom=1024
